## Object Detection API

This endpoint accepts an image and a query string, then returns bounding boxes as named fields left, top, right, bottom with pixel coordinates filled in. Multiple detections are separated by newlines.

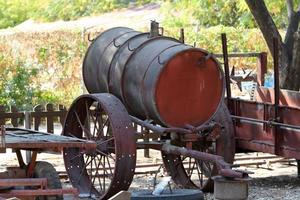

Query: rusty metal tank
left=83, top=27, right=224, bottom=128
left=83, top=27, right=140, bottom=93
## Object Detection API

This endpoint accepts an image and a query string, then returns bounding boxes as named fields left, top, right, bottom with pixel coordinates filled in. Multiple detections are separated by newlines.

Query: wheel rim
left=162, top=102, right=235, bottom=192
left=63, top=93, right=136, bottom=199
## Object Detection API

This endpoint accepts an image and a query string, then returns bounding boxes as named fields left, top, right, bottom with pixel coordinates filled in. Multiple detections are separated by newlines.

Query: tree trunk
left=284, top=30, right=300, bottom=90
left=245, top=0, right=300, bottom=89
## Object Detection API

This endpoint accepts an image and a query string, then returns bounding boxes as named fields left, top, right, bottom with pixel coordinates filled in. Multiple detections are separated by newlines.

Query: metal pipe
left=131, top=116, right=216, bottom=134
left=161, top=143, right=248, bottom=179
left=231, top=115, right=300, bottom=130
left=214, top=52, right=262, bottom=58
left=273, top=37, right=280, bottom=120
left=273, top=37, right=281, bottom=155
left=130, top=116, right=191, bottom=134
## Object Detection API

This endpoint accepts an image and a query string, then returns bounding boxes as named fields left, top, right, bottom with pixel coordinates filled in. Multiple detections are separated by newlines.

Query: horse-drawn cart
left=60, top=22, right=248, bottom=199
left=3, top=21, right=300, bottom=200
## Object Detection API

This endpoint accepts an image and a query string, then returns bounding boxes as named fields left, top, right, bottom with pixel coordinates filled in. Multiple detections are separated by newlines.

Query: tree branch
left=245, top=0, right=284, bottom=59
left=245, top=0, right=289, bottom=88
left=287, top=0, right=294, bottom=20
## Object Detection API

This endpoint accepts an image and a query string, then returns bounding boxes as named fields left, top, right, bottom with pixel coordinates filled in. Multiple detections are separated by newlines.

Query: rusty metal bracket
left=26, top=151, right=38, bottom=177
left=127, top=42, right=135, bottom=51
left=159, top=27, right=164, bottom=36
left=179, top=28, right=185, bottom=43
left=150, top=21, right=160, bottom=38
left=161, top=143, right=249, bottom=179
left=113, top=38, right=122, bottom=48
left=198, top=54, right=212, bottom=65
left=87, top=33, right=95, bottom=42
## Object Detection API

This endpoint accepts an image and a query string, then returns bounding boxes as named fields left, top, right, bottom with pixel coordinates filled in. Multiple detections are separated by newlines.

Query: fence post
left=58, top=104, right=67, bottom=126
left=10, top=106, right=19, bottom=127
left=46, top=103, right=54, bottom=133
left=33, top=104, right=44, bottom=131
left=24, top=112, right=31, bottom=129
left=24, top=111, right=32, bottom=163
left=0, top=106, right=5, bottom=126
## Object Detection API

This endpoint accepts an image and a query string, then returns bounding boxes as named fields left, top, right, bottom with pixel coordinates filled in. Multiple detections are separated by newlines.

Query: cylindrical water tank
left=83, top=27, right=224, bottom=128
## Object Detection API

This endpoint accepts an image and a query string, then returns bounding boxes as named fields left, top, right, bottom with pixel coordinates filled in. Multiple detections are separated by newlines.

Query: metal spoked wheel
left=162, top=102, right=235, bottom=192
left=62, top=93, right=136, bottom=199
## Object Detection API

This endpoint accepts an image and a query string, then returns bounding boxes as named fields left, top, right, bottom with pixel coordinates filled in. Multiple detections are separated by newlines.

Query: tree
left=245, top=0, right=300, bottom=90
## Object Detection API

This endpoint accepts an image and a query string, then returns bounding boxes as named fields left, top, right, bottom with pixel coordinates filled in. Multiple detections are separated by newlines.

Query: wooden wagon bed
left=0, top=127, right=96, bottom=152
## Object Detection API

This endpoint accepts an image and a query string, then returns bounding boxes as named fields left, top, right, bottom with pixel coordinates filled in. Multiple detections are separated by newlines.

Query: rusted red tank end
left=155, top=49, right=224, bottom=127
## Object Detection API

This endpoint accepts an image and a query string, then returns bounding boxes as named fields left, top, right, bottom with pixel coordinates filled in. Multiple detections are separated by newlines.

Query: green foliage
left=0, top=0, right=294, bottom=29
left=0, top=0, right=294, bottom=109
left=162, top=24, right=269, bottom=69
left=0, top=0, right=157, bottom=29
left=162, top=0, right=293, bottom=29
left=0, top=30, right=89, bottom=108
left=0, top=58, right=60, bottom=110
left=0, top=0, right=29, bottom=28
left=160, top=0, right=294, bottom=69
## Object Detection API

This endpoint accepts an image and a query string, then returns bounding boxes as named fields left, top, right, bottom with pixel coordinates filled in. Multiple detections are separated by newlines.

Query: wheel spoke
left=85, top=101, right=92, bottom=137
left=89, top=103, right=101, bottom=138
left=96, top=118, right=109, bottom=140
left=69, top=152, right=83, bottom=162
left=199, top=160, right=204, bottom=187
left=74, top=110, right=92, bottom=140
left=97, top=155, right=103, bottom=191
left=106, top=156, right=114, bottom=179
left=103, top=155, right=106, bottom=192
left=76, top=155, right=94, bottom=185
left=196, top=162, right=203, bottom=187
left=88, top=156, right=94, bottom=196
left=97, top=137, right=114, bottom=146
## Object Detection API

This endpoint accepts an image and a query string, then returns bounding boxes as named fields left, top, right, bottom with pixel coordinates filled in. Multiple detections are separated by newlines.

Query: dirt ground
left=0, top=148, right=300, bottom=200
left=0, top=3, right=162, bottom=35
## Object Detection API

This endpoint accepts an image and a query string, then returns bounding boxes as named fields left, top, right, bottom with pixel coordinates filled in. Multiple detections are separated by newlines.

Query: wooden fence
left=0, top=103, right=67, bottom=133
left=0, top=103, right=154, bottom=157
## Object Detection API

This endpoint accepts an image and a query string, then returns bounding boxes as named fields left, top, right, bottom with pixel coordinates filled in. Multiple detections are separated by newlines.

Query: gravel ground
left=129, top=151, right=300, bottom=200
left=1, top=150, right=300, bottom=199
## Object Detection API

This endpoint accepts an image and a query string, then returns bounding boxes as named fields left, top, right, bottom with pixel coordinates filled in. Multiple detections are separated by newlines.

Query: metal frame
left=221, top=34, right=300, bottom=161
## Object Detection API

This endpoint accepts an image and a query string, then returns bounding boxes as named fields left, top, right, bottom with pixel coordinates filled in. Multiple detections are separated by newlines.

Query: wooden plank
left=1, top=128, right=96, bottom=150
